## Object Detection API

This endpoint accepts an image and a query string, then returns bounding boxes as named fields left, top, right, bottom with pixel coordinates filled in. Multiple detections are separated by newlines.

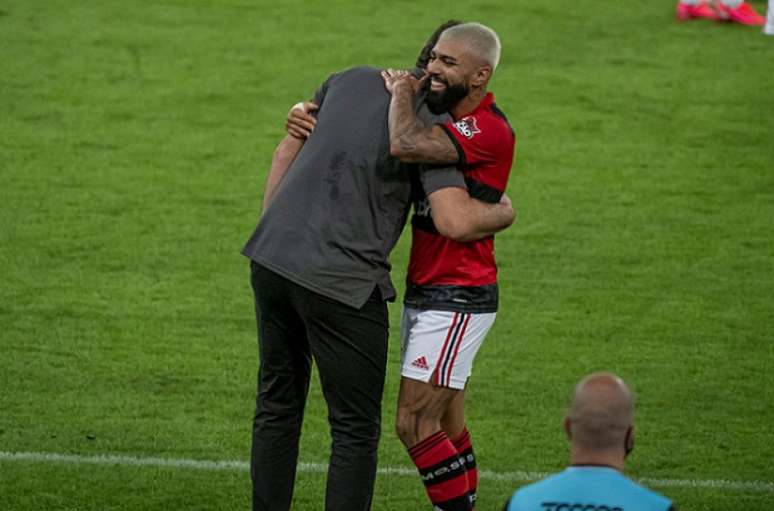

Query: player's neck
left=569, top=445, right=625, bottom=472
left=450, top=87, right=487, bottom=120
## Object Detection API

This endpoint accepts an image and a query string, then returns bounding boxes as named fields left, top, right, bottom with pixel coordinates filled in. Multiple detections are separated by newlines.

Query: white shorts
left=400, top=307, right=496, bottom=390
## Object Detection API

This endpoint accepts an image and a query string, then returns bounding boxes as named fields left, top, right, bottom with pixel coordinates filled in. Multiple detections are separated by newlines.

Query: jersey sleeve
left=439, top=113, right=502, bottom=167
left=419, top=164, right=466, bottom=195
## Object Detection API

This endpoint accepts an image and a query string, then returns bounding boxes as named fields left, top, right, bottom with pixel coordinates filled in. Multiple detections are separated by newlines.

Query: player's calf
left=407, top=430, right=472, bottom=511
left=396, top=378, right=472, bottom=510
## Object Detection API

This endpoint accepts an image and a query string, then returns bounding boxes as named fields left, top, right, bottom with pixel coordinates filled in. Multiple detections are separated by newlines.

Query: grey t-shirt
left=242, top=66, right=464, bottom=309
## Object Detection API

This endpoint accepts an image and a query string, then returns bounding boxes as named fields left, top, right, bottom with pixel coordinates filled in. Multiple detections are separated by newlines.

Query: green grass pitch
left=2, top=1, right=773, bottom=509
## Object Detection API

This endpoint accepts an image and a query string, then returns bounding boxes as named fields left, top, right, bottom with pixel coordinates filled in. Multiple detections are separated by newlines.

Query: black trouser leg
left=250, top=264, right=312, bottom=511
left=297, top=289, right=389, bottom=511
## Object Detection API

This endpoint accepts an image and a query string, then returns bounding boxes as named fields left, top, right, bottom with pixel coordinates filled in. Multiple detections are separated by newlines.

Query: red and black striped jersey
left=406, top=92, right=515, bottom=313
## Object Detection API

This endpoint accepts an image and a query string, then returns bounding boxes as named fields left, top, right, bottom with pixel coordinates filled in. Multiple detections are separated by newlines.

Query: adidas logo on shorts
left=411, top=356, right=429, bottom=370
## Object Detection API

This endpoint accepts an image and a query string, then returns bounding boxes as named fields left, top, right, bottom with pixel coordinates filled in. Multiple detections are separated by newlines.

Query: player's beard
left=426, top=81, right=469, bottom=115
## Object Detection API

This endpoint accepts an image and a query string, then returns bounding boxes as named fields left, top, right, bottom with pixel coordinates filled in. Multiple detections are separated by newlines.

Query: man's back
left=505, top=466, right=673, bottom=511
left=244, top=66, right=447, bottom=308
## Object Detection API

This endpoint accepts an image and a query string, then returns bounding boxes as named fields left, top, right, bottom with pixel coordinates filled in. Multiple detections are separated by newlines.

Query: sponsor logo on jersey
left=452, top=116, right=481, bottom=139
left=420, top=455, right=469, bottom=481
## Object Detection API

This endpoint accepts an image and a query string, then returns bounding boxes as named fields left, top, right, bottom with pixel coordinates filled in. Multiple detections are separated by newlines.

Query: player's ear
left=563, top=416, right=573, bottom=441
left=624, top=425, right=635, bottom=458
left=471, top=66, right=492, bottom=88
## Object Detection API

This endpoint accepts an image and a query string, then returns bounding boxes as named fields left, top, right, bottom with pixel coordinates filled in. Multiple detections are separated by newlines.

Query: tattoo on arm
left=388, top=85, right=459, bottom=164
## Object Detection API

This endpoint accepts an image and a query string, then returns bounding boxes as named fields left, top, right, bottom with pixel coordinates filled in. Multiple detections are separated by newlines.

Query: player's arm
left=262, top=101, right=323, bottom=212
left=382, top=71, right=459, bottom=164
left=262, top=134, right=304, bottom=212
left=429, top=187, right=515, bottom=242
left=285, top=101, right=319, bottom=139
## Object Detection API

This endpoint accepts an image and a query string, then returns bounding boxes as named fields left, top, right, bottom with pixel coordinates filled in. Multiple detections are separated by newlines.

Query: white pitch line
left=2, top=451, right=773, bottom=494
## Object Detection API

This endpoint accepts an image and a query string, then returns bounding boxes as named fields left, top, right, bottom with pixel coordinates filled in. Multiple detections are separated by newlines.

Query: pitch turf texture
left=1, top=0, right=773, bottom=509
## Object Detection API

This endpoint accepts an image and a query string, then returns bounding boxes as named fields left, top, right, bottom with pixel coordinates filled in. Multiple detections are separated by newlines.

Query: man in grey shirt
left=242, top=21, right=513, bottom=511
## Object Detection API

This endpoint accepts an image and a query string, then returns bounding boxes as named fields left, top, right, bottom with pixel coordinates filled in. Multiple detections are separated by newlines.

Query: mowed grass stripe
left=3, top=451, right=773, bottom=494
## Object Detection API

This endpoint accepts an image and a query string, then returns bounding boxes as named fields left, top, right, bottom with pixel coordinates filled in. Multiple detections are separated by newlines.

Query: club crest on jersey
left=452, top=116, right=481, bottom=139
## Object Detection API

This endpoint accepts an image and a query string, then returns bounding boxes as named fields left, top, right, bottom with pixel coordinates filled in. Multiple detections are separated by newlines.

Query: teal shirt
left=505, top=466, right=674, bottom=511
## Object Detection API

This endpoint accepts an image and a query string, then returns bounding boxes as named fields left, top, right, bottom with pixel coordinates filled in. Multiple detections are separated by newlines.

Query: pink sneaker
left=676, top=1, right=721, bottom=20
left=715, top=1, right=766, bottom=25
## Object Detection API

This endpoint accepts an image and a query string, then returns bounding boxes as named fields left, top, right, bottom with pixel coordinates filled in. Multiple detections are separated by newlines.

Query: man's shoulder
left=506, top=472, right=565, bottom=509
left=329, top=65, right=381, bottom=82
left=618, top=475, right=673, bottom=508
left=319, top=66, right=386, bottom=99
left=511, top=469, right=673, bottom=510
left=448, top=109, right=512, bottom=153
left=446, top=94, right=515, bottom=146
left=485, top=100, right=516, bottom=141
left=475, top=103, right=515, bottom=141
left=512, top=471, right=566, bottom=496
left=313, top=66, right=387, bottom=109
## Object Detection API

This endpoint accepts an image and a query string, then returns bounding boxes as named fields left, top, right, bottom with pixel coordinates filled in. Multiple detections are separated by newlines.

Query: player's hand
left=381, top=69, right=428, bottom=96
left=499, top=193, right=516, bottom=224
left=286, top=101, right=319, bottom=139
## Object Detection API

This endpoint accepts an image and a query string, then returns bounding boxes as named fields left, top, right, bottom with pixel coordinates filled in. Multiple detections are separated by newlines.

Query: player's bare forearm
left=428, top=187, right=515, bottom=242
left=456, top=197, right=515, bottom=242
left=262, top=134, right=304, bottom=212
left=388, top=83, right=459, bottom=164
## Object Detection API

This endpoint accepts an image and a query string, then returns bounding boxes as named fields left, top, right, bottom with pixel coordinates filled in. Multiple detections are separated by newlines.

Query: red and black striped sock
left=452, top=427, right=477, bottom=508
left=408, top=430, right=471, bottom=511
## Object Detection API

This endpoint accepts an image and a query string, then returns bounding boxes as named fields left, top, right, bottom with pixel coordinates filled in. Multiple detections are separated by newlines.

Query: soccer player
left=503, top=373, right=676, bottom=511
left=378, top=22, right=515, bottom=511
left=243, top=21, right=514, bottom=511
left=676, top=0, right=766, bottom=25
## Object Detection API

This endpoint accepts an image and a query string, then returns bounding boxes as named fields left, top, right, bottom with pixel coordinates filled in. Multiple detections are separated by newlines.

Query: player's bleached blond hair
left=438, top=22, right=502, bottom=70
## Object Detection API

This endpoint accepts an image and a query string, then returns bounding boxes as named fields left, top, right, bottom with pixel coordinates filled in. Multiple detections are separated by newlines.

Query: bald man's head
left=566, top=373, right=635, bottom=452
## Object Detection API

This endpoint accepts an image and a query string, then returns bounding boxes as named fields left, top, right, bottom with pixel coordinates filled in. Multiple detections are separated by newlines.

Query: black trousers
left=249, top=263, right=389, bottom=511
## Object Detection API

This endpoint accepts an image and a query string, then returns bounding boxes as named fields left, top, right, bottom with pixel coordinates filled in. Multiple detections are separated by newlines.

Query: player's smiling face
left=425, top=38, right=474, bottom=114
left=426, top=38, right=471, bottom=92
